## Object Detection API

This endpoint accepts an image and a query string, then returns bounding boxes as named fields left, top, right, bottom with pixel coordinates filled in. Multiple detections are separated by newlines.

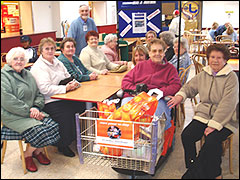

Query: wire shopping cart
left=75, top=107, right=166, bottom=178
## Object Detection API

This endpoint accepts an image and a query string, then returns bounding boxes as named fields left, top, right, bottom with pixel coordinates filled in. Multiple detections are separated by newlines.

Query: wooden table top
left=51, top=85, right=120, bottom=103
left=51, top=68, right=130, bottom=102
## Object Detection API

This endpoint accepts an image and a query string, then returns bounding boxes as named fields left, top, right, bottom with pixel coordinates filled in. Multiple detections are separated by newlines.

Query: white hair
left=6, top=47, right=29, bottom=65
left=104, top=34, right=117, bottom=44
left=173, top=37, right=189, bottom=52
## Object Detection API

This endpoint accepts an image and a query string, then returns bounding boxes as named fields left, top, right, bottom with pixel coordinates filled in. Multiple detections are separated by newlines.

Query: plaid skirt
left=1, top=117, right=60, bottom=148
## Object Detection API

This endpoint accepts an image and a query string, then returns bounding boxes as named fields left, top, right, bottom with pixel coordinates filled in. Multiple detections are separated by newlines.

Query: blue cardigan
left=58, top=53, right=92, bottom=82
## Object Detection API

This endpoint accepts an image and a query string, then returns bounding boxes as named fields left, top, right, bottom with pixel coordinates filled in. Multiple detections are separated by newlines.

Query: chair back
left=192, top=54, right=205, bottom=75
left=179, top=64, right=192, bottom=86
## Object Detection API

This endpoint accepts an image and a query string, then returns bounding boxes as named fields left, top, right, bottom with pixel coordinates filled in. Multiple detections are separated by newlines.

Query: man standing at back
left=67, top=4, right=98, bottom=57
left=169, top=10, right=185, bottom=37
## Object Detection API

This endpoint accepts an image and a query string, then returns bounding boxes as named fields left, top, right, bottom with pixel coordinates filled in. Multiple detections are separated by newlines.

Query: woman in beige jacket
left=168, top=44, right=239, bottom=179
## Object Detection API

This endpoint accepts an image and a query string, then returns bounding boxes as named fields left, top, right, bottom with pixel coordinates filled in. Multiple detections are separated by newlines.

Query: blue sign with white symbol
left=118, top=1, right=162, bottom=38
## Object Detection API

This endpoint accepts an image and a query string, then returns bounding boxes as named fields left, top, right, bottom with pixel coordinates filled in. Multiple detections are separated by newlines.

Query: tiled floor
left=1, top=65, right=239, bottom=179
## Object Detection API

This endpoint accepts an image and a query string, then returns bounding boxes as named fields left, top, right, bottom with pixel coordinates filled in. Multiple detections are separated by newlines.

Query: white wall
left=60, top=1, right=88, bottom=24
left=202, top=1, right=239, bottom=28
left=32, top=1, right=53, bottom=32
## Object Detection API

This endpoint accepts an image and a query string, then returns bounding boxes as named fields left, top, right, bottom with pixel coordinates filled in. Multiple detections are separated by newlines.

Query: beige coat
left=176, top=64, right=239, bottom=133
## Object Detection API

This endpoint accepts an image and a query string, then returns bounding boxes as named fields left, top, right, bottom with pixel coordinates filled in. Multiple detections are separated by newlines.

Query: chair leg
left=229, top=136, right=233, bottom=174
left=176, top=106, right=181, bottom=127
left=1, top=140, right=7, bottom=164
left=18, top=140, right=27, bottom=174
left=43, top=147, right=50, bottom=160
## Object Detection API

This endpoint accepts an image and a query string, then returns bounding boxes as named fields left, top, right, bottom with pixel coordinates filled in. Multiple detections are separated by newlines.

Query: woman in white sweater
left=79, top=30, right=119, bottom=75
left=30, top=37, right=85, bottom=158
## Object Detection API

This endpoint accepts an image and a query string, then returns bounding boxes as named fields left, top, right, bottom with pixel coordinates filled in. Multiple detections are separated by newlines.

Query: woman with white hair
left=100, top=33, right=127, bottom=65
left=1, top=47, right=60, bottom=172
left=169, top=37, right=192, bottom=75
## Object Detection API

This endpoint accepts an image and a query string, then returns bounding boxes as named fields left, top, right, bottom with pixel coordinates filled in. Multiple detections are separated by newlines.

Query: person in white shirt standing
left=169, top=10, right=185, bottom=37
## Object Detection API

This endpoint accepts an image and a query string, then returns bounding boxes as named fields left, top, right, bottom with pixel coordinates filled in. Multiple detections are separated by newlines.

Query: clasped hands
left=30, top=107, right=45, bottom=121
left=66, top=79, right=81, bottom=92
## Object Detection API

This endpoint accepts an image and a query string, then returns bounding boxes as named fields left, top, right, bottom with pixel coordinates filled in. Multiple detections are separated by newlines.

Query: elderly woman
left=169, top=37, right=192, bottom=81
left=159, top=31, right=175, bottom=61
left=1, top=47, right=60, bottom=172
left=58, top=37, right=98, bottom=82
left=144, top=30, right=157, bottom=49
left=30, top=37, right=85, bottom=158
left=167, top=44, right=239, bottom=179
left=131, top=45, right=149, bottom=69
left=100, top=34, right=127, bottom=65
left=122, top=39, right=181, bottom=130
left=80, top=30, right=119, bottom=75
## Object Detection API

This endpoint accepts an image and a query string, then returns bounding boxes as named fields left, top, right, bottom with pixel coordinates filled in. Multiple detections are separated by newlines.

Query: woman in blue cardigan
left=58, top=37, right=98, bottom=82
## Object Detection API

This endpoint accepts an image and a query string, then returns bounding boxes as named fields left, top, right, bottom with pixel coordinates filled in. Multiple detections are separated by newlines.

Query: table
left=228, top=59, right=239, bottom=72
left=51, top=69, right=129, bottom=103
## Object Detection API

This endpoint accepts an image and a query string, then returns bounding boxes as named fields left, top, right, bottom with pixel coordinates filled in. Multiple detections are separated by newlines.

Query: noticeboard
left=118, top=1, right=162, bottom=38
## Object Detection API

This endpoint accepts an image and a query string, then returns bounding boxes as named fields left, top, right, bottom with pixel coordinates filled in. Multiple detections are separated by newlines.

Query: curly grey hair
left=159, top=31, right=175, bottom=46
left=104, top=34, right=118, bottom=44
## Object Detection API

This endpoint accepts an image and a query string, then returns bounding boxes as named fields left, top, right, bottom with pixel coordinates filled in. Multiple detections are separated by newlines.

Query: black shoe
left=58, top=146, right=75, bottom=157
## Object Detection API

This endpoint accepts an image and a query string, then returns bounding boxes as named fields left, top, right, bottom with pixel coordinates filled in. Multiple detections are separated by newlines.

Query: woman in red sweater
left=121, top=39, right=181, bottom=130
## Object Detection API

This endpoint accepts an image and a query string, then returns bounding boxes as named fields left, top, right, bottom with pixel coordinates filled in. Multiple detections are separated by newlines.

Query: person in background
left=1, top=47, right=60, bottom=172
left=208, top=22, right=219, bottom=41
left=20, top=35, right=38, bottom=63
left=169, top=37, right=192, bottom=80
left=80, top=30, right=119, bottom=75
left=167, top=44, right=239, bottom=179
left=58, top=37, right=98, bottom=82
left=122, top=39, right=181, bottom=130
left=222, top=24, right=238, bottom=42
left=131, top=45, right=149, bottom=69
left=159, top=31, right=175, bottom=61
left=169, top=9, right=185, bottom=37
left=144, top=30, right=157, bottom=49
left=30, top=37, right=85, bottom=158
left=100, top=33, right=127, bottom=65
left=67, top=4, right=98, bottom=57
left=214, top=22, right=230, bottom=40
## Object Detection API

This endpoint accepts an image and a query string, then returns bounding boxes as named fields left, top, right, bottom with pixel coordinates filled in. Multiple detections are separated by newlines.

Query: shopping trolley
left=75, top=107, right=167, bottom=178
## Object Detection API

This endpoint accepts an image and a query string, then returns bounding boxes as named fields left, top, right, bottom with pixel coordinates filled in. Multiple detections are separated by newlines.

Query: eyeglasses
left=43, top=47, right=56, bottom=51
left=13, top=57, right=25, bottom=62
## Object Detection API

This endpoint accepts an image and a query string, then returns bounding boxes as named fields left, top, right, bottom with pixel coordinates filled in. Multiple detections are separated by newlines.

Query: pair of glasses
left=13, top=57, right=25, bottom=62
left=44, top=47, right=56, bottom=51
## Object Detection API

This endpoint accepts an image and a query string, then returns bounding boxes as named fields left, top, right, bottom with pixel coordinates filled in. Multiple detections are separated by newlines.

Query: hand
left=66, top=80, right=80, bottom=91
left=89, top=72, right=98, bottom=80
left=101, top=69, right=109, bottom=75
left=30, top=108, right=45, bottom=121
left=204, top=127, right=216, bottom=136
left=167, top=95, right=183, bottom=109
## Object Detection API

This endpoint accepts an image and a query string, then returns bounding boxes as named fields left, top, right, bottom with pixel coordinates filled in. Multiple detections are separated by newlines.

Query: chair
left=183, top=31, right=194, bottom=53
left=216, top=35, right=228, bottom=41
left=192, top=54, right=205, bottom=75
left=1, top=125, right=49, bottom=174
left=176, top=64, right=192, bottom=127
left=200, top=134, right=234, bottom=174
left=1, top=53, right=7, bottom=69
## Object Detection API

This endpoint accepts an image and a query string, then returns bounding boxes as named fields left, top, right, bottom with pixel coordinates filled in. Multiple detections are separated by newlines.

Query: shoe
left=25, top=156, right=38, bottom=172
left=58, top=146, right=75, bottom=157
left=33, top=152, right=51, bottom=165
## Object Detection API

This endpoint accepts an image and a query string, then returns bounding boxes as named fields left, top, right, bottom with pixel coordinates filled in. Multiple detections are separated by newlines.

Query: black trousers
left=43, top=100, right=86, bottom=147
left=181, top=119, right=232, bottom=178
